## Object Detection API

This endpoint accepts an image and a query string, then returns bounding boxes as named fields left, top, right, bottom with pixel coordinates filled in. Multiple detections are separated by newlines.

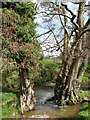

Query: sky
left=32, top=0, right=89, bottom=57
left=32, top=0, right=89, bottom=3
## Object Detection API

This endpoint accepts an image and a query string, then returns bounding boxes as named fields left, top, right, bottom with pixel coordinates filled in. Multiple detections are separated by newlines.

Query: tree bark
left=54, top=1, right=88, bottom=105
left=19, top=68, right=36, bottom=114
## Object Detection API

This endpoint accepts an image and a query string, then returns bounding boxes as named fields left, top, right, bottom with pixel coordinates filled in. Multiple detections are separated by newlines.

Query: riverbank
left=1, top=58, right=89, bottom=119
left=20, top=85, right=82, bottom=119
left=1, top=82, right=89, bottom=119
left=0, top=87, right=19, bottom=119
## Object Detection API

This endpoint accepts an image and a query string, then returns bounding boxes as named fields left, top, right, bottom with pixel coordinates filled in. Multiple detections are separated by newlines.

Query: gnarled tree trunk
left=54, top=54, right=88, bottom=105
left=19, top=68, right=36, bottom=114
left=54, top=1, right=88, bottom=105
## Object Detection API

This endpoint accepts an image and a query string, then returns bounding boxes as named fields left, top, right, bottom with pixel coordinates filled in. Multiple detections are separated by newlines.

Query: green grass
left=82, top=64, right=90, bottom=83
left=2, top=92, right=17, bottom=103
left=1, top=87, right=19, bottom=119
left=41, top=58, right=62, bottom=64
left=0, top=105, right=2, bottom=120
left=77, top=102, right=90, bottom=120
left=78, top=90, right=89, bottom=98
left=2, top=101, right=17, bottom=117
left=82, top=73, right=89, bottom=83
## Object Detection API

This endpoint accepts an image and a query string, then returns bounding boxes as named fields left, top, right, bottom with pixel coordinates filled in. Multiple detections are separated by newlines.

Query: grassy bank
left=1, top=58, right=62, bottom=118
left=1, top=58, right=89, bottom=119
left=1, top=87, right=19, bottom=119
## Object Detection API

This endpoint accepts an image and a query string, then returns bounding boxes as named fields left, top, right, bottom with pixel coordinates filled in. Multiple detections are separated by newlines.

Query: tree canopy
left=2, top=2, right=42, bottom=113
left=2, top=2, right=41, bottom=73
left=36, top=1, right=90, bottom=105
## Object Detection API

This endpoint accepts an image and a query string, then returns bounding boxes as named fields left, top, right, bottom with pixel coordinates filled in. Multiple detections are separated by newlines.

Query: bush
left=33, top=58, right=62, bottom=84
left=2, top=68, right=19, bottom=89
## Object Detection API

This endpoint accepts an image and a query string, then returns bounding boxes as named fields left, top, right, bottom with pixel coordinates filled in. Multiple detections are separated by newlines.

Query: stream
left=19, top=84, right=82, bottom=119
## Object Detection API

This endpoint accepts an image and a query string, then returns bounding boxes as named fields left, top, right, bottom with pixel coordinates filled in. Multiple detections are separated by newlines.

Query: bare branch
left=41, top=45, right=58, bottom=52
left=36, top=30, right=51, bottom=38
left=77, top=28, right=90, bottom=39
left=67, top=27, right=90, bottom=61
left=57, top=2, right=70, bottom=39
left=82, top=18, right=90, bottom=30
left=50, top=28, right=63, bottom=53
left=38, top=11, right=71, bottom=19
left=72, top=2, right=82, bottom=4
left=41, top=1, right=59, bottom=7
left=61, top=3, right=79, bottom=30
left=41, top=32, right=52, bottom=44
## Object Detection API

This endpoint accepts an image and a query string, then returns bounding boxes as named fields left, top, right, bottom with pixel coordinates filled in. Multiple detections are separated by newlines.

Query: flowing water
left=19, top=84, right=82, bottom=119
left=19, top=0, right=89, bottom=118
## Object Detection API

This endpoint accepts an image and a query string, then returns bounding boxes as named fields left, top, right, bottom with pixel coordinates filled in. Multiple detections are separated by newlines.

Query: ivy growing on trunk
left=2, top=2, right=41, bottom=114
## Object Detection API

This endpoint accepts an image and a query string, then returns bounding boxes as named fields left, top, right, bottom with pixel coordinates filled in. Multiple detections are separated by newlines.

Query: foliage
left=78, top=90, right=89, bottom=101
left=82, top=64, right=90, bottom=83
left=2, top=58, right=62, bottom=88
left=2, top=58, right=89, bottom=86
left=2, top=68, right=19, bottom=88
left=2, top=2, right=41, bottom=75
left=77, top=102, right=90, bottom=120
left=1, top=1, right=43, bottom=114
left=86, top=64, right=90, bottom=73
left=82, top=74, right=89, bottom=83
left=2, top=86, right=19, bottom=96
left=33, top=58, right=62, bottom=83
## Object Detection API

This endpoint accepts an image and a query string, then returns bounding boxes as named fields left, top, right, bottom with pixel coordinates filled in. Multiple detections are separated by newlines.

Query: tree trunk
left=54, top=53, right=88, bottom=105
left=19, top=68, right=36, bottom=114
left=54, top=1, right=88, bottom=105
